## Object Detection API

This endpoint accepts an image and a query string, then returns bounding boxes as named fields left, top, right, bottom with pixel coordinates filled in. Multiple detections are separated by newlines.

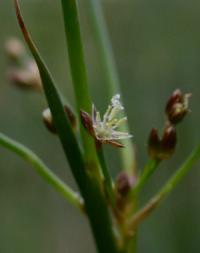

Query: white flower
left=92, top=94, right=132, bottom=146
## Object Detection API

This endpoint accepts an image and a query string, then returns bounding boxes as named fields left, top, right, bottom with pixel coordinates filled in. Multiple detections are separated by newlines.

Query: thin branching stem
left=127, top=144, right=200, bottom=234
left=97, top=146, right=115, bottom=206
left=0, top=132, right=83, bottom=210
left=60, top=0, right=101, bottom=178
left=85, top=0, right=136, bottom=176
left=85, top=2, right=138, bottom=252
left=130, top=159, right=160, bottom=196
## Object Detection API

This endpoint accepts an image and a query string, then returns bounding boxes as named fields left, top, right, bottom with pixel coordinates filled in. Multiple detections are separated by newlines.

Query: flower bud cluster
left=148, top=89, right=191, bottom=160
left=148, top=125, right=177, bottom=160
left=165, top=89, right=191, bottom=125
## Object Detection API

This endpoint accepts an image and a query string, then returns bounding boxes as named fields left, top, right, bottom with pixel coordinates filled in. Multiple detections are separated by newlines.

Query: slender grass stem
left=85, top=3, right=138, bottom=251
left=86, top=0, right=120, bottom=95
left=0, top=132, right=83, bottom=210
left=127, top=235, right=137, bottom=253
left=130, top=159, right=160, bottom=196
left=60, top=0, right=100, bottom=176
left=97, top=147, right=115, bottom=206
left=127, top=158, right=159, bottom=250
left=86, top=0, right=136, bottom=176
left=127, top=144, right=200, bottom=232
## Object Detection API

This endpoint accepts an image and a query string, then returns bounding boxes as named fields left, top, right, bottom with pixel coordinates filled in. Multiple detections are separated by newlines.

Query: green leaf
left=0, top=132, right=83, bottom=210
left=14, top=0, right=88, bottom=190
left=60, top=0, right=101, bottom=176
left=85, top=0, right=136, bottom=176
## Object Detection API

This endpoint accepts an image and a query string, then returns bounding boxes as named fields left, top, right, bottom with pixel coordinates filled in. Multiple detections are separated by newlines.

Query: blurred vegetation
left=0, top=0, right=200, bottom=252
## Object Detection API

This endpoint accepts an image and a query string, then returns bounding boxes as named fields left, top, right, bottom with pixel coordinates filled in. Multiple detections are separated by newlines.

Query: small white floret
left=91, top=94, right=132, bottom=143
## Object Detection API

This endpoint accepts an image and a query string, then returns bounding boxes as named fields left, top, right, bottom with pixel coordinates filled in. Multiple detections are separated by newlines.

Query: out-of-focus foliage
left=0, top=0, right=200, bottom=252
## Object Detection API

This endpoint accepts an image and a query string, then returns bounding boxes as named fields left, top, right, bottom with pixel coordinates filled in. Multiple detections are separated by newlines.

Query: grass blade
left=14, top=0, right=88, bottom=188
left=86, top=0, right=136, bottom=176
left=0, top=132, right=83, bottom=210
left=60, top=0, right=101, bottom=177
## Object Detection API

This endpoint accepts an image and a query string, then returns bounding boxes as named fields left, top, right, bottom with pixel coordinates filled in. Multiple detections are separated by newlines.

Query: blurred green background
left=1, top=0, right=200, bottom=252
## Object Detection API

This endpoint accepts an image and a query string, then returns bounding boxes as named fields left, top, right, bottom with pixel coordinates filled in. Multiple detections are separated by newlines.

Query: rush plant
left=1, top=1, right=200, bottom=252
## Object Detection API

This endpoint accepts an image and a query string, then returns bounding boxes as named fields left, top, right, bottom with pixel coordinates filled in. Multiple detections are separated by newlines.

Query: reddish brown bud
left=148, top=125, right=177, bottom=160
left=165, top=89, right=182, bottom=113
left=116, top=172, right=136, bottom=197
left=161, top=125, right=177, bottom=155
left=148, top=128, right=160, bottom=152
left=80, top=110, right=95, bottom=137
left=64, top=106, right=77, bottom=130
left=165, top=89, right=191, bottom=125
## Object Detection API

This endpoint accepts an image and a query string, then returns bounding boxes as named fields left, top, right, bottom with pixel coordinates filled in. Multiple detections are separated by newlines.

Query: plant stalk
left=97, top=146, right=115, bottom=206
left=127, top=143, right=200, bottom=232
left=131, top=159, right=160, bottom=196
left=60, top=0, right=100, bottom=176
left=85, top=0, right=136, bottom=176
left=60, top=1, right=122, bottom=252
left=0, top=132, right=83, bottom=210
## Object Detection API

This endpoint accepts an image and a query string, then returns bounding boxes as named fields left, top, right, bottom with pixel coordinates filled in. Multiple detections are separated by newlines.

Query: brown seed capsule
left=161, top=125, right=177, bottom=151
left=64, top=106, right=77, bottom=130
left=116, top=171, right=136, bottom=197
left=165, top=89, right=191, bottom=125
left=80, top=110, right=95, bottom=137
left=148, top=128, right=160, bottom=156
left=148, top=125, right=177, bottom=160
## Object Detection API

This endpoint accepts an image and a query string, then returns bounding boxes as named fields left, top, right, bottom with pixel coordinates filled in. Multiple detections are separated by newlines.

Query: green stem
left=127, top=159, right=159, bottom=250
left=86, top=0, right=136, bottom=176
left=86, top=0, right=120, bottom=95
left=130, top=159, right=160, bottom=196
left=127, top=144, right=200, bottom=231
left=97, top=147, right=115, bottom=206
left=83, top=180, right=121, bottom=253
left=127, top=235, right=137, bottom=253
left=86, top=3, right=137, bottom=250
left=159, top=144, right=200, bottom=198
left=61, top=0, right=100, bottom=175
left=0, top=132, right=83, bottom=210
